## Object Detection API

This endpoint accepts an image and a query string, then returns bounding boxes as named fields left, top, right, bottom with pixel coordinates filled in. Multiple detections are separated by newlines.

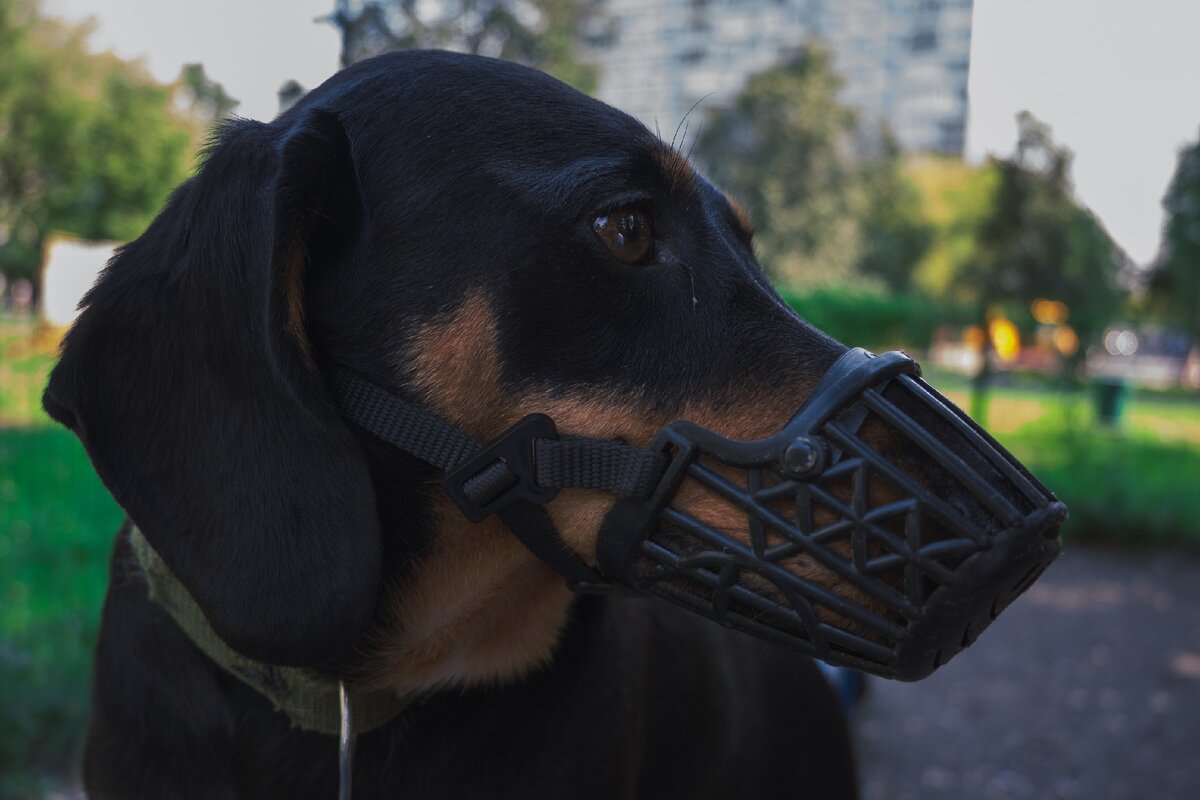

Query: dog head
left=45, top=51, right=1059, bottom=690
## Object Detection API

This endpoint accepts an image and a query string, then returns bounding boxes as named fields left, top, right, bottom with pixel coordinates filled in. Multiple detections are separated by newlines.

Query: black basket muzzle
left=596, top=348, right=1065, bottom=680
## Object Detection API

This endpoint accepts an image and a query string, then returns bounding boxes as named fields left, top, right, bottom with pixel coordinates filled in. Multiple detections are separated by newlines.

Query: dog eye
left=591, top=206, right=654, bottom=265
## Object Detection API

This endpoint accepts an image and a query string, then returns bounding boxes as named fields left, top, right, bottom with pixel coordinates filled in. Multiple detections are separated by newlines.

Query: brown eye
left=591, top=206, right=654, bottom=265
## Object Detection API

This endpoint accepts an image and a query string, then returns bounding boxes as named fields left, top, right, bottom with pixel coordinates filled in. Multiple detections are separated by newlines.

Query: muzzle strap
left=328, top=369, right=665, bottom=588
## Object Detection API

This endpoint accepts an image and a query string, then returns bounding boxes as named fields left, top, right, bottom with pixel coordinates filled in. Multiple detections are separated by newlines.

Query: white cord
left=338, top=681, right=355, bottom=800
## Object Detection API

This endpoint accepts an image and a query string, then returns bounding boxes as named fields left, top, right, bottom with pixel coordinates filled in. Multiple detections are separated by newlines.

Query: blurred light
left=1031, top=299, right=1070, bottom=325
left=40, top=237, right=117, bottom=327
left=1052, top=325, right=1079, bottom=357
left=989, top=317, right=1020, bottom=361
left=963, top=325, right=986, bottom=349
left=1104, top=329, right=1139, bottom=356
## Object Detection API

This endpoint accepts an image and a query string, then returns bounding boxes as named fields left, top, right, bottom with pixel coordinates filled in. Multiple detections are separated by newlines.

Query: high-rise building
left=592, top=0, right=974, bottom=155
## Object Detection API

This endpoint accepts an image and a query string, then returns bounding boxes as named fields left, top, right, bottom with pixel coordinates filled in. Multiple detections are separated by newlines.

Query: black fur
left=45, top=51, right=857, bottom=798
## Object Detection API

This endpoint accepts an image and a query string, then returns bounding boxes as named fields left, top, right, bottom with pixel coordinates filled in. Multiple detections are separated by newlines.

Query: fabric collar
left=128, top=524, right=409, bottom=737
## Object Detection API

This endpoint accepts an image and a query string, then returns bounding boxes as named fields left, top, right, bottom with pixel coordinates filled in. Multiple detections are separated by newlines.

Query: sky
left=45, top=0, right=1200, bottom=266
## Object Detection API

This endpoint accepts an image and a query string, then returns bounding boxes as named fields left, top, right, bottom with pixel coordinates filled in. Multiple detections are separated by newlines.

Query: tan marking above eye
left=592, top=206, right=654, bottom=265
left=723, top=193, right=755, bottom=243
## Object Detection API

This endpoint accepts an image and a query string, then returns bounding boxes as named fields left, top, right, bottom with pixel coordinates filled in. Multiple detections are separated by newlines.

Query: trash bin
left=1093, top=378, right=1128, bottom=426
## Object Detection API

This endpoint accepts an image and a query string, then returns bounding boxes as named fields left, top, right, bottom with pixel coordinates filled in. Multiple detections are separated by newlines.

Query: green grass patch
left=932, top=379, right=1200, bottom=545
left=1, top=322, right=123, bottom=795
left=1003, top=410, right=1200, bottom=546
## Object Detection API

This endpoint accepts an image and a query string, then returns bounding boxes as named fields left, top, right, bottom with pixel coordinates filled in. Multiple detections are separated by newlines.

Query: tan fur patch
left=406, top=291, right=508, bottom=438
left=723, top=193, right=755, bottom=241
left=652, top=146, right=696, bottom=192
left=364, top=497, right=572, bottom=695
left=279, top=236, right=313, bottom=360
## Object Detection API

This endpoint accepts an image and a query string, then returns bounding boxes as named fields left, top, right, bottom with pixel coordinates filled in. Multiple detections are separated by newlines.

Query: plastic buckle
left=595, top=426, right=698, bottom=587
left=442, top=414, right=560, bottom=523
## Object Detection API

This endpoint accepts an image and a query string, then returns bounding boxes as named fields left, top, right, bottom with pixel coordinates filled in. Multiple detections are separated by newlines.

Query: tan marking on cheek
left=408, top=291, right=508, bottom=439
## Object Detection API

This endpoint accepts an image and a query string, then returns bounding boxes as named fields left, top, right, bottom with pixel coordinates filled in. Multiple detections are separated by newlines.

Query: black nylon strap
left=330, top=370, right=667, bottom=505
left=535, top=438, right=666, bottom=500
left=328, top=371, right=480, bottom=470
left=328, top=369, right=664, bottom=588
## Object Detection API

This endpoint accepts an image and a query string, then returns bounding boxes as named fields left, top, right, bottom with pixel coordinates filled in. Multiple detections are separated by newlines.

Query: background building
left=592, top=0, right=974, bottom=155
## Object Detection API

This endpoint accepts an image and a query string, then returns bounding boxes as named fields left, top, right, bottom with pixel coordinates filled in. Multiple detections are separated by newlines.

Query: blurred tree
left=962, top=112, right=1125, bottom=419
left=0, top=0, right=210, bottom=291
left=856, top=131, right=934, bottom=291
left=176, top=63, right=239, bottom=125
left=693, top=47, right=862, bottom=285
left=906, top=156, right=999, bottom=300
left=1149, top=129, right=1200, bottom=347
left=278, top=79, right=307, bottom=114
left=327, top=0, right=610, bottom=94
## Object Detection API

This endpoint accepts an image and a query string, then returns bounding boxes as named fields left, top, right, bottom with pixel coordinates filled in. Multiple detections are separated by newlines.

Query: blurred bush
left=779, top=286, right=972, bottom=352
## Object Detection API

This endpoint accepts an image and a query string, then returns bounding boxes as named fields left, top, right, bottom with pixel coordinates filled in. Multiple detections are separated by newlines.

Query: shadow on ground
left=855, top=546, right=1200, bottom=799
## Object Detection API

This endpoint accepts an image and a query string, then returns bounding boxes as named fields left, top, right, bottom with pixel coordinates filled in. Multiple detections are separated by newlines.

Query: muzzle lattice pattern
left=598, top=350, right=1065, bottom=680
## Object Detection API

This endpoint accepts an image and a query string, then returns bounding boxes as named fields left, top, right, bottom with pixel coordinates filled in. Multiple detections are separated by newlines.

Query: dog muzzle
left=331, top=348, right=1065, bottom=681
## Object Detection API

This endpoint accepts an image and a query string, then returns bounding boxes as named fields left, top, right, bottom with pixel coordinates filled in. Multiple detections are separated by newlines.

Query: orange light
left=963, top=325, right=986, bottom=348
left=1052, top=325, right=1079, bottom=357
left=1031, top=299, right=1069, bottom=326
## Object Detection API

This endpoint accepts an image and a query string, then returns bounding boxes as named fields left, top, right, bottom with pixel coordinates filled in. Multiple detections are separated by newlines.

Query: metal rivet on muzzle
left=781, top=436, right=826, bottom=480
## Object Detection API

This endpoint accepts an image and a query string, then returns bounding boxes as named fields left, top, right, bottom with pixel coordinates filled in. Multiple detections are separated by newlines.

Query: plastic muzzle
left=596, top=348, right=1066, bottom=680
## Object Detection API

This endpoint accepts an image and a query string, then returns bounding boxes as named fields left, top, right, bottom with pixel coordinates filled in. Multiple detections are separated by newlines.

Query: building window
left=910, top=29, right=938, bottom=52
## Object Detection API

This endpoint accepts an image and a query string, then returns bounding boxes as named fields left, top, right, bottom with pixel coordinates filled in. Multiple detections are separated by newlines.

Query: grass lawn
left=937, top=380, right=1200, bottom=546
left=1, top=320, right=123, bottom=795
left=1, top=316, right=1198, bottom=793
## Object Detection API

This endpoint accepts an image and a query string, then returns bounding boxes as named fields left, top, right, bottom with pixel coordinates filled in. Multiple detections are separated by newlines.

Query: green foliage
left=0, top=0, right=195, bottom=286
left=779, top=286, right=972, bottom=352
left=905, top=156, right=1000, bottom=300
left=332, top=0, right=607, bottom=94
left=693, top=47, right=863, bottom=285
left=1149, top=129, right=1200, bottom=345
left=693, top=49, right=932, bottom=290
left=856, top=134, right=935, bottom=291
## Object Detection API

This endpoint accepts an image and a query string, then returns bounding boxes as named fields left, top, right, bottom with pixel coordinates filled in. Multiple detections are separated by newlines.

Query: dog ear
left=43, top=111, right=381, bottom=667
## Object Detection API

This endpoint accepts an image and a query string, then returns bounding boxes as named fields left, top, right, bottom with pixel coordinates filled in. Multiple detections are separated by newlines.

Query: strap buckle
left=442, top=414, right=560, bottom=522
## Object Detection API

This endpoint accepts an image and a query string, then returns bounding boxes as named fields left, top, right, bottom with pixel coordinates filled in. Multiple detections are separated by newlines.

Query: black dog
left=45, top=51, right=863, bottom=798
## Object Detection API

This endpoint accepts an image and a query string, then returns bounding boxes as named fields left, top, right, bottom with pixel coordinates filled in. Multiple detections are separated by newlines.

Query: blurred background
left=1, top=0, right=1198, bottom=797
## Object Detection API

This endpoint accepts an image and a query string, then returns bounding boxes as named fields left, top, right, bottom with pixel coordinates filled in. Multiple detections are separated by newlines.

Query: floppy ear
left=43, top=111, right=381, bottom=667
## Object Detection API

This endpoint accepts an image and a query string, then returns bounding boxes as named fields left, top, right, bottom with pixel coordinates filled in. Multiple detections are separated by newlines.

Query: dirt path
left=854, top=546, right=1200, bottom=799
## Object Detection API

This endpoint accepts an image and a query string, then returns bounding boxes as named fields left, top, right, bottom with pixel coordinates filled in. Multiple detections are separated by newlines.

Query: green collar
left=129, top=525, right=409, bottom=736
